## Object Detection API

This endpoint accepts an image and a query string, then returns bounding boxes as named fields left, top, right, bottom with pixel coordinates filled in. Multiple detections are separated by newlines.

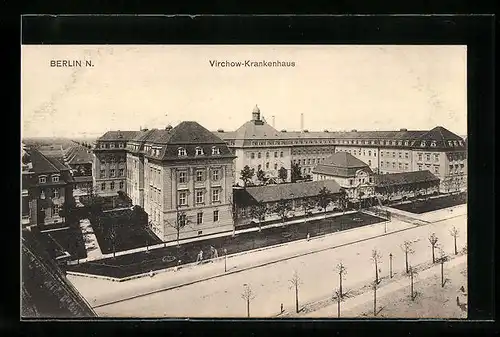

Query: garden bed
left=67, top=211, right=385, bottom=279
left=41, top=227, right=87, bottom=260
left=390, top=193, right=467, bottom=214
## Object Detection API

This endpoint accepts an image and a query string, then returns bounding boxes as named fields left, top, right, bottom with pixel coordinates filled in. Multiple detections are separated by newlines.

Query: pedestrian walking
left=213, top=247, right=218, bottom=259
left=196, top=250, right=203, bottom=263
left=306, top=233, right=310, bottom=241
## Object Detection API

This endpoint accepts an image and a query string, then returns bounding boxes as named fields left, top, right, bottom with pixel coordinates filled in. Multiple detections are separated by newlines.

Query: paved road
left=94, top=211, right=466, bottom=318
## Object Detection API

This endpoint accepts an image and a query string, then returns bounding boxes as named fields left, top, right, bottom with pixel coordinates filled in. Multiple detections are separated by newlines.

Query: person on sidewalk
left=196, top=250, right=203, bottom=264
left=306, top=233, right=310, bottom=241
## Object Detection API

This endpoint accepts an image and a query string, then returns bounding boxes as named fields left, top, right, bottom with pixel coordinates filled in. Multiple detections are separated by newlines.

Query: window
left=212, top=169, right=220, bottom=181
left=213, top=210, right=219, bottom=222
left=119, top=181, right=124, bottom=189
left=434, top=166, right=439, bottom=174
left=381, top=152, right=384, bottom=157
left=280, top=151, right=284, bottom=158
left=101, top=183, right=106, bottom=191
left=418, top=154, right=423, bottom=161
left=110, top=169, right=115, bottom=177
left=398, top=152, right=402, bottom=158
left=266, top=152, right=269, bottom=158
left=251, top=152, right=255, bottom=159
left=178, top=171, right=187, bottom=184
left=195, top=147, right=204, bottom=156
left=392, top=162, right=396, bottom=168
left=110, top=182, right=115, bottom=190
left=196, top=190, right=204, bottom=204
left=52, top=175, right=59, bottom=183
left=405, top=163, right=409, bottom=170
left=196, top=212, right=203, bottom=225
left=119, top=168, right=124, bottom=176
left=398, top=163, right=402, bottom=170
left=368, top=160, right=372, bottom=166
left=380, top=161, right=384, bottom=167
left=274, top=151, right=278, bottom=158
left=258, top=152, right=261, bottom=159
left=421, top=141, right=426, bottom=147
left=258, top=164, right=261, bottom=170
left=405, top=152, right=409, bottom=159
left=434, top=154, right=439, bottom=162
left=212, top=189, right=220, bottom=202
left=392, top=152, right=396, bottom=158
left=179, top=213, right=187, bottom=227
left=266, top=162, right=269, bottom=169
left=178, top=147, right=187, bottom=156
left=179, top=192, right=187, bottom=206
left=431, top=141, right=437, bottom=147
left=211, top=147, right=220, bottom=155
left=418, top=164, right=422, bottom=171
left=426, top=154, right=431, bottom=161
left=368, top=151, right=371, bottom=156
left=196, top=170, right=204, bottom=182
left=39, top=176, right=46, bottom=184
left=349, top=179, right=353, bottom=185
left=53, top=189, right=59, bottom=198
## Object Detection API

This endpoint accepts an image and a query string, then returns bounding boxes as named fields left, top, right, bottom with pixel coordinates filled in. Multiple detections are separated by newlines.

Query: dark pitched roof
left=65, top=146, right=93, bottom=165
left=28, top=149, right=70, bottom=174
left=241, top=180, right=342, bottom=205
left=312, top=152, right=372, bottom=178
left=21, top=230, right=96, bottom=318
left=97, top=130, right=141, bottom=141
left=374, top=170, right=440, bottom=187
left=416, top=126, right=466, bottom=149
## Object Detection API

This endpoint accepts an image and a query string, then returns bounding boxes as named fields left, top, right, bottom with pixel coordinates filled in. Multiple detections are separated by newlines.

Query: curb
left=92, top=221, right=423, bottom=309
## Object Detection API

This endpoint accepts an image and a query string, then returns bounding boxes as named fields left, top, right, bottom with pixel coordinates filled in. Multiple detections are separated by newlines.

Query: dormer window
left=52, top=175, right=60, bottom=183
left=430, top=141, right=437, bottom=147
left=39, top=176, right=46, bottom=184
left=420, top=141, right=426, bottom=147
left=453, top=141, right=458, bottom=146
left=397, top=141, right=402, bottom=146
left=100, top=143, right=105, bottom=149
left=459, top=141, right=463, bottom=146
left=178, top=147, right=187, bottom=156
left=195, top=147, right=204, bottom=156
left=110, top=143, right=115, bottom=148
left=448, top=141, right=453, bottom=147
left=404, top=140, right=409, bottom=146
left=212, top=147, right=220, bottom=155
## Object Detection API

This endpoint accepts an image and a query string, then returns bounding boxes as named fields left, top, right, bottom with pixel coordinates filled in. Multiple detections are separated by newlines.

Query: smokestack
left=272, top=116, right=275, bottom=128
left=300, top=113, right=304, bottom=132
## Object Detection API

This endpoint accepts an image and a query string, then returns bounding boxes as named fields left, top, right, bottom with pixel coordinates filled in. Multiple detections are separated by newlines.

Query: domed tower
left=252, top=104, right=261, bottom=121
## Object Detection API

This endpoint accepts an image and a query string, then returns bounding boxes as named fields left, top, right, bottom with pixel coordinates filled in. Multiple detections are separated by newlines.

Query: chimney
left=272, top=115, right=275, bottom=128
left=300, top=113, right=304, bottom=132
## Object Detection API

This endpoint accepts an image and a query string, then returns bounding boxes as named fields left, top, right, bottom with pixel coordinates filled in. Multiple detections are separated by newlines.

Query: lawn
left=67, top=211, right=385, bottom=279
left=41, top=227, right=87, bottom=260
left=390, top=193, right=467, bottom=214
left=345, top=261, right=468, bottom=318
left=90, top=208, right=162, bottom=255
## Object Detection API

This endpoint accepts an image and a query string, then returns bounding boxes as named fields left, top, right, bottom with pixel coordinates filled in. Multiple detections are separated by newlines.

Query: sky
left=21, top=45, right=467, bottom=139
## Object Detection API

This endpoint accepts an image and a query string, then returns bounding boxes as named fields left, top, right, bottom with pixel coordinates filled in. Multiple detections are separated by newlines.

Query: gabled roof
left=38, top=145, right=65, bottom=159
left=65, top=146, right=93, bottom=165
left=21, top=230, right=96, bottom=318
left=241, top=180, right=342, bottom=205
left=374, top=170, right=440, bottom=187
left=28, top=149, right=71, bottom=174
left=416, top=126, right=466, bottom=149
left=97, top=130, right=141, bottom=141
left=322, top=152, right=369, bottom=168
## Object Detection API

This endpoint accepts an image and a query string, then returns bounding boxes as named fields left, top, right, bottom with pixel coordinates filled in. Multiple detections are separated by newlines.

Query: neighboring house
left=38, top=144, right=65, bottom=160
left=21, top=229, right=96, bottom=318
left=217, top=105, right=466, bottom=193
left=21, top=147, right=75, bottom=228
left=373, top=170, right=441, bottom=202
left=233, top=179, right=343, bottom=226
left=312, top=152, right=375, bottom=201
left=122, top=121, right=236, bottom=241
left=63, top=145, right=94, bottom=194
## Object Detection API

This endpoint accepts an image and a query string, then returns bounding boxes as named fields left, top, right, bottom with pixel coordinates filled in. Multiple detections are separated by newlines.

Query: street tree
left=249, top=202, right=267, bottom=232
left=109, top=223, right=117, bottom=258
left=317, top=187, right=332, bottom=219
left=301, top=198, right=316, bottom=224
left=408, top=266, right=418, bottom=301
left=167, top=209, right=191, bottom=247
left=240, top=165, right=255, bottom=187
left=372, top=280, right=378, bottom=316
left=333, top=289, right=344, bottom=318
left=241, top=284, right=256, bottom=318
left=337, top=188, right=348, bottom=214
left=450, top=226, right=460, bottom=255
left=437, top=248, right=449, bottom=287
left=428, top=233, right=439, bottom=263
left=371, top=249, right=382, bottom=284
left=228, top=195, right=238, bottom=237
left=336, top=262, right=347, bottom=299
left=278, top=166, right=288, bottom=183
left=291, top=163, right=303, bottom=183
left=289, top=270, right=302, bottom=313
left=256, top=169, right=266, bottom=185
left=401, top=240, right=416, bottom=274
left=274, top=199, right=292, bottom=227
left=358, top=191, right=365, bottom=210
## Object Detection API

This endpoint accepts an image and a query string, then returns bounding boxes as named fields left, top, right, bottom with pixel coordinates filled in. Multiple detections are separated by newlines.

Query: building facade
left=217, top=106, right=466, bottom=192
left=92, top=131, right=140, bottom=197
left=125, top=122, right=236, bottom=241
left=22, top=147, right=75, bottom=228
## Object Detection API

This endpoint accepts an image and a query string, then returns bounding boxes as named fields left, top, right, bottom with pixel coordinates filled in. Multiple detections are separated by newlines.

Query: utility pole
left=224, top=248, right=227, bottom=272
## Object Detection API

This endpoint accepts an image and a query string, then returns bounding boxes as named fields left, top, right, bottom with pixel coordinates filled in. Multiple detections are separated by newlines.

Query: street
left=94, top=209, right=466, bottom=318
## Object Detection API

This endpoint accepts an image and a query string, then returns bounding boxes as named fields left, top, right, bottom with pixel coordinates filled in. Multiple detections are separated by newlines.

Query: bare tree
left=437, top=248, right=448, bottom=287
left=371, top=249, right=383, bottom=284
left=400, top=240, right=416, bottom=274
left=274, top=199, right=292, bottom=227
left=166, top=209, right=192, bottom=247
left=428, top=233, right=439, bottom=263
left=450, top=226, right=460, bottom=255
left=289, top=270, right=302, bottom=313
left=228, top=195, right=238, bottom=237
left=333, top=289, right=343, bottom=318
left=109, top=225, right=117, bottom=258
left=336, top=262, right=347, bottom=299
left=372, top=280, right=378, bottom=316
left=408, top=266, right=418, bottom=301
left=241, top=284, right=255, bottom=318
left=249, top=202, right=267, bottom=232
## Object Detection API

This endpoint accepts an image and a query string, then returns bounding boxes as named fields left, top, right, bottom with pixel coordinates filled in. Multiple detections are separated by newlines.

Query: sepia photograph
left=21, top=45, right=468, bottom=319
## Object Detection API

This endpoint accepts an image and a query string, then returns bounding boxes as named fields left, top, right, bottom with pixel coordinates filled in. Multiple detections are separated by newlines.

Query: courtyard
left=390, top=192, right=467, bottom=214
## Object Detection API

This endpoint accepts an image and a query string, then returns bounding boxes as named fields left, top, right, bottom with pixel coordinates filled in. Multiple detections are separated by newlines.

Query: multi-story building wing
left=92, top=130, right=140, bottom=197
left=21, top=147, right=75, bottom=228
left=218, top=106, right=466, bottom=193
left=126, top=121, right=236, bottom=241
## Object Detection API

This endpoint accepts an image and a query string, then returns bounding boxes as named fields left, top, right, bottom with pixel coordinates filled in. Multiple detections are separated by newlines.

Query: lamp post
left=389, top=253, right=393, bottom=278
left=224, top=248, right=227, bottom=272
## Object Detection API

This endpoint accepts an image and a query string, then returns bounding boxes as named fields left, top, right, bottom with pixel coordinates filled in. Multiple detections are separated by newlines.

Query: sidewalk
left=300, top=254, right=467, bottom=318
left=68, top=217, right=417, bottom=308
left=80, top=218, right=103, bottom=261
left=67, top=209, right=358, bottom=265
